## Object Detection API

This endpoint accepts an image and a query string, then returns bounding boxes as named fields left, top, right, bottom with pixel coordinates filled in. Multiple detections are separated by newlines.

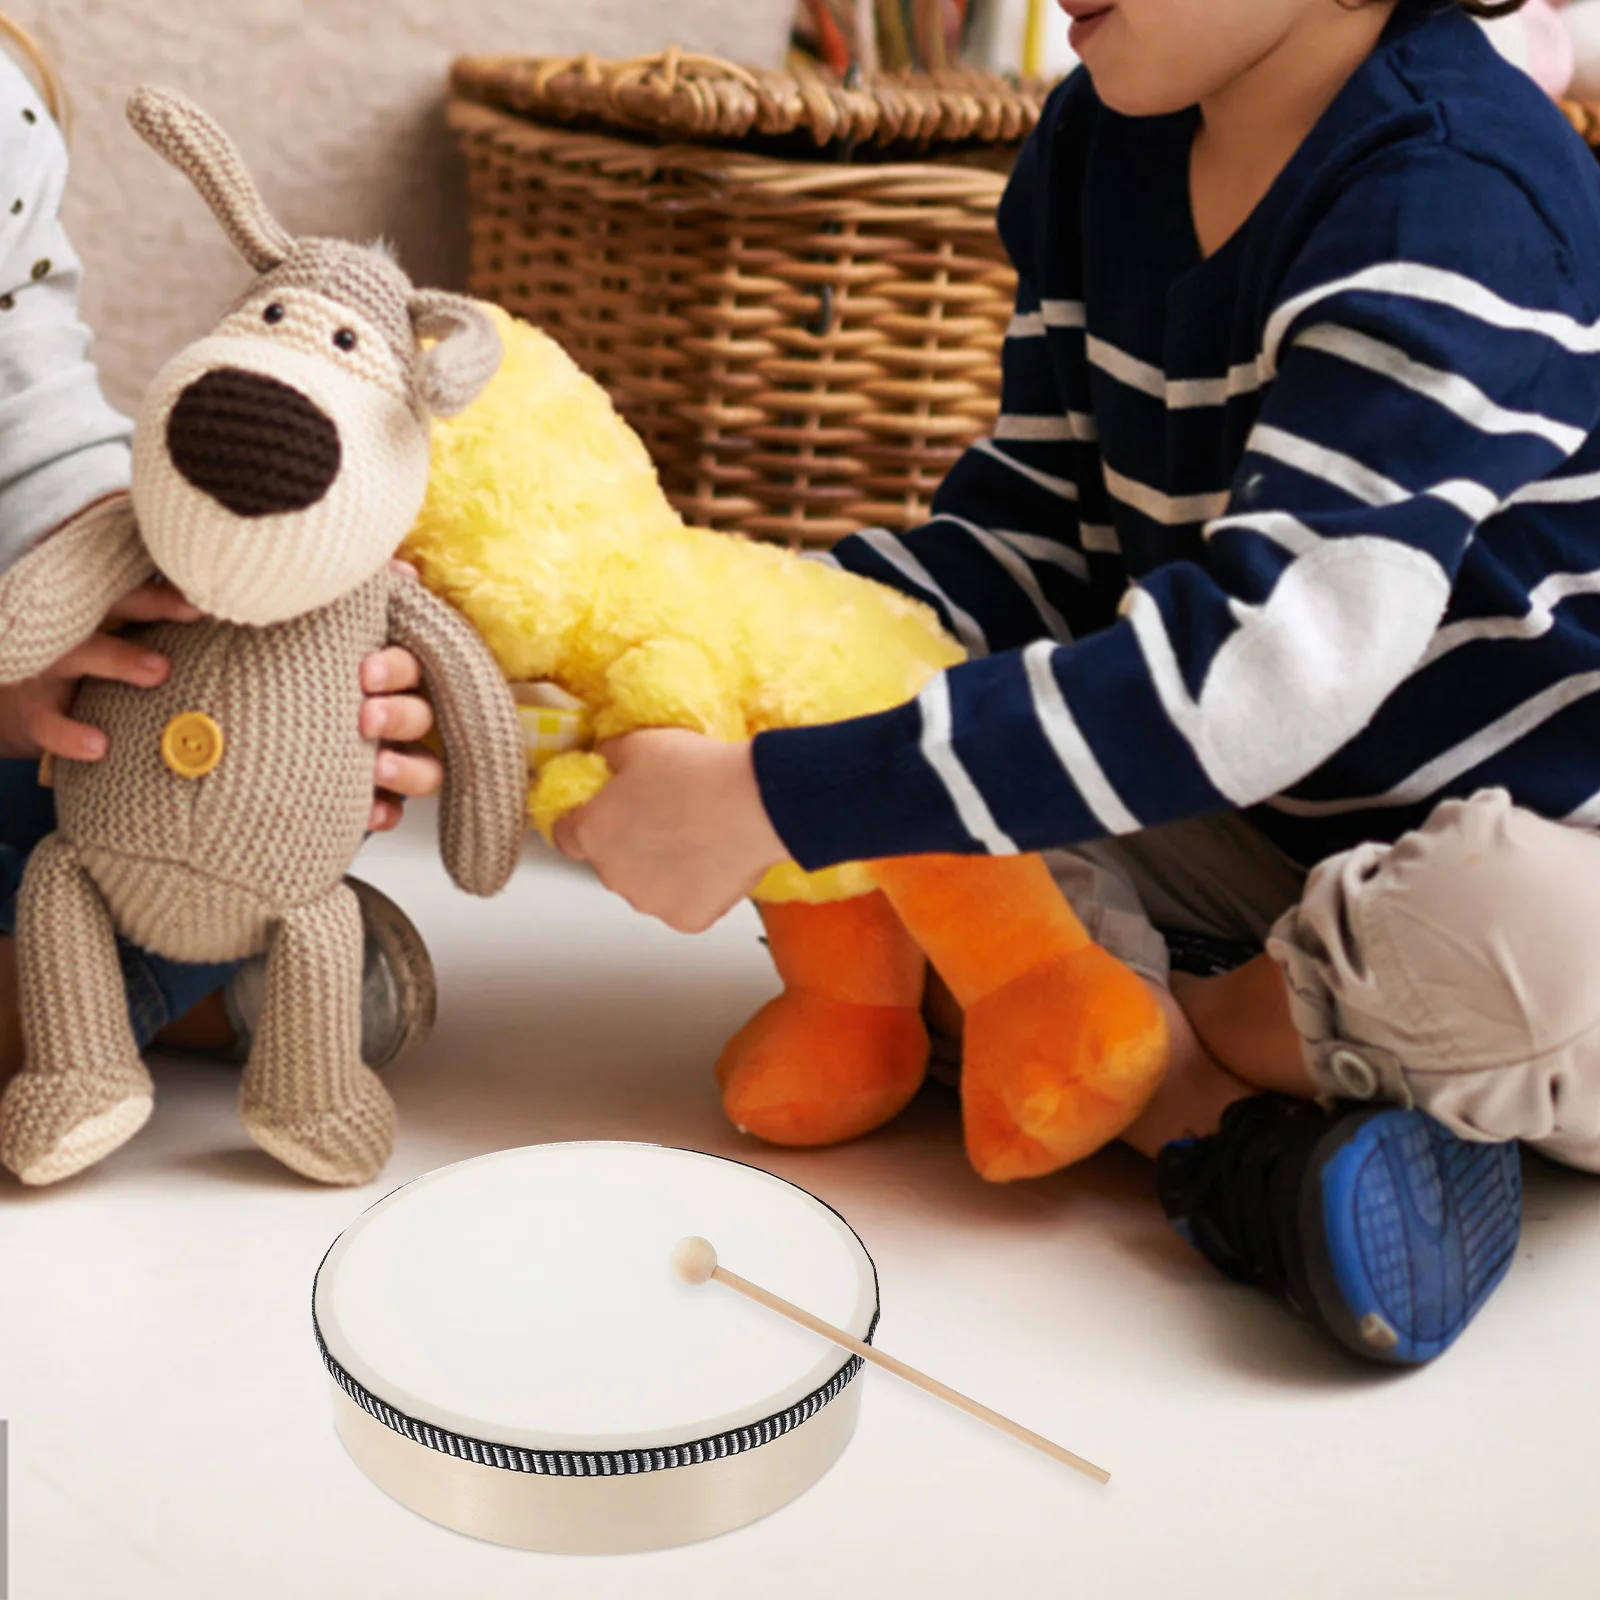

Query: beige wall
left=9, top=0, right=794, bottom=413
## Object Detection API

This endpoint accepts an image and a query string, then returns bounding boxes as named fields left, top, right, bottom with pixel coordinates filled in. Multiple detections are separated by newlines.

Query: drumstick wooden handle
left=670, top=1237, right=1109, bottom=1486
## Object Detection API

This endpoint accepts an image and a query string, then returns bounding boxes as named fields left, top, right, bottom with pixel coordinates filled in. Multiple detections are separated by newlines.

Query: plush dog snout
left=166, top=367, right=342, bottom=517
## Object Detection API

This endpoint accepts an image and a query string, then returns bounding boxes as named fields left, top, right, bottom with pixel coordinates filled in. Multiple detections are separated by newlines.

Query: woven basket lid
left=450, top=45, right=1053, bottom=156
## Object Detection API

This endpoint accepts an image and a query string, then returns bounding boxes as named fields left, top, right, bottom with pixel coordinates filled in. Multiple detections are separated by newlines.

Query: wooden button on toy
left=161, top=711, right=224, bottom=779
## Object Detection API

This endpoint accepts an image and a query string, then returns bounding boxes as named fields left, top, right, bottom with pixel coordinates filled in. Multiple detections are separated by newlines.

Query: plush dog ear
left=127, top=85, right=294, bottom=273
left=409, top=291, right=503, bottom=417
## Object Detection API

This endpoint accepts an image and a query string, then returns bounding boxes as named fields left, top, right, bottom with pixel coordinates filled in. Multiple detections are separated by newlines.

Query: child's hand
left=360, top=644, right=442, bottom=833
left=0, top=577, right=202, bottom=761
left=0, top=552, right=443, bottom=835
left=552, top=730, right=789, bottom=933
left=362, top=557, right=445, bottom=832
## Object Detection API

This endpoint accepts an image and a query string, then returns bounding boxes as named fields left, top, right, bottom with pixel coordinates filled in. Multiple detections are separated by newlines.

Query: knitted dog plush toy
left=405, top=306, right=1169, bottom=1183
left=0, top=88, right=527, bottom=1187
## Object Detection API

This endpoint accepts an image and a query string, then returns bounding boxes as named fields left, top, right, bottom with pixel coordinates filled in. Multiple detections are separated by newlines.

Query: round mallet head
left=671, top=1236, right=718, bottom=1286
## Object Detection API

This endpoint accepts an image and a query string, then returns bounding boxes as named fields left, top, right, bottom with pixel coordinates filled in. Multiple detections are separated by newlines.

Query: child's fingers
left=593, top=728, right=697, bottom=769
left=375, top=747, right=444, bottom=799
left=369, top=798, right=403, bottom=833
left=105, top=581, right=203, bottom=625
left=28, top=708, right=108, bottom=762
left=54, top=633, right=170, bottom=689
left=362, top=647, right=424, bottom=695
left=360, top=692, right=434, bottom=743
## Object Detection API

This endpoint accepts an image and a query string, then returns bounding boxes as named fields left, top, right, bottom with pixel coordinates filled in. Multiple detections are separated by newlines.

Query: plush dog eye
left=333, top=328, right=357, bottom=352
left=263, top=303, right=285, bottom=325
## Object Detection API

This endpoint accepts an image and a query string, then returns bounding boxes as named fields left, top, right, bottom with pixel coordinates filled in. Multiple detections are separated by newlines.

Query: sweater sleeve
left=0, top=57, right=131, bottom=578
left=816, top=71, right=1112, bottom=658
left=754, top=147, right=1600, bottom=868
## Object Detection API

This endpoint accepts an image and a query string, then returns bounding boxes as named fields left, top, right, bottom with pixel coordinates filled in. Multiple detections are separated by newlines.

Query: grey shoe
left=224, top=879, right=437, bottom=1069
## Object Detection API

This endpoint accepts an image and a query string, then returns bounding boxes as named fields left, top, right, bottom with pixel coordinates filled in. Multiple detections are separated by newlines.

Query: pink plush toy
left=1479, top=0, right=1579, bottom=96
left=1559, top=0, right=1600, bottom=98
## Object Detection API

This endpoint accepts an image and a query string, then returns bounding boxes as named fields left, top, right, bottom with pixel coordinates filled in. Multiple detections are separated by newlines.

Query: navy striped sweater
left=752, top=3, right=1600, bottom=873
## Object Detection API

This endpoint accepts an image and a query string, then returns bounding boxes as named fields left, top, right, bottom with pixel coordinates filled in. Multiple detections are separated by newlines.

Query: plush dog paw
left=0, top=1065, right=155, bottom=1186
left=717, top=992, right=929, bottom=1148
left=241, top=1065, right=397, bottom=1185
left=961, top=944, right=1168, bottom=1182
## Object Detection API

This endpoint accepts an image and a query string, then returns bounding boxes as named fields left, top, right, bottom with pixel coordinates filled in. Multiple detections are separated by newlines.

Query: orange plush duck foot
left=870, top=853, right=1169, bottom=1183
left=717, top=992, right=929, bottom=1147
left=716, top=893, right=929, bottom=1148
left=960, top=943, right=1168, bottom=1182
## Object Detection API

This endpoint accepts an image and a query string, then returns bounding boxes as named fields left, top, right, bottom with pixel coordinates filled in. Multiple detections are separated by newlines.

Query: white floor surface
left=4, top=801, right=1598, bottom=1599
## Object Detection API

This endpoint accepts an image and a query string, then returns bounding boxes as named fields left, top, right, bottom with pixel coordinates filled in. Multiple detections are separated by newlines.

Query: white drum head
left=313, top=1143, right=879, bottom=1552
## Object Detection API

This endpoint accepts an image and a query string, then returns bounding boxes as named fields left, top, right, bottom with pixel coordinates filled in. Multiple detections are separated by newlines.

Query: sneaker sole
left=348, top=879, right=437, bottom=1069
left=1299, top=1109, right=1521, bottom=1366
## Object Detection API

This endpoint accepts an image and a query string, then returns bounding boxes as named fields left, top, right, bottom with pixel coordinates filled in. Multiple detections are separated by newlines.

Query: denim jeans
left=0, top=758, right=240, bottom=1047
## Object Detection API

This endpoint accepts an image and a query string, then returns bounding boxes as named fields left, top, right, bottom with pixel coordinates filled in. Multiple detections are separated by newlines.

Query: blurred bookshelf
left=788, top=0, right=1078, bottom=80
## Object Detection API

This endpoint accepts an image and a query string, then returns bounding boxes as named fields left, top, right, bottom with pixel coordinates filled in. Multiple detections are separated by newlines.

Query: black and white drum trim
left=314, top=1320, right=871, bottom=1477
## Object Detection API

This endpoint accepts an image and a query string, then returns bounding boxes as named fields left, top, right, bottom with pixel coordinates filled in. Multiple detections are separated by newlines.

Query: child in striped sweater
left=557, top=0, right=1595, bottom=1366
left=0, top=25, right=443, bottom=1095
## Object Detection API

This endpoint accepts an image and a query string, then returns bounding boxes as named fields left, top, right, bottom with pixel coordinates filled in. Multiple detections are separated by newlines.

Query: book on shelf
left=791, top=0, right=1012, bottom=76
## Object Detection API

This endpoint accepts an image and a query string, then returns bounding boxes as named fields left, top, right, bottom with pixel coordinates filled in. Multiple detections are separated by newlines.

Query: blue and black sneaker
left=1156, top=1093, right=1522, bottom=1365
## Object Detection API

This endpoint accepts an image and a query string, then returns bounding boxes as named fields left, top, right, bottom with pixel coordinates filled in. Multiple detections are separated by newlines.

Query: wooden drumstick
left=670, top=1236, right=1110, bottom=1486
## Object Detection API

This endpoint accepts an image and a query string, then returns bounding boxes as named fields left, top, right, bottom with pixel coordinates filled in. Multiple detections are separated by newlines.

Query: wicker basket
left=450, top=48, right=1051, bottom=154
left=449, top=49, right=1600, bottom=549
left=1563, top=97, right=1600, bottom=147
left=450, top=50, right=1036, bottom=547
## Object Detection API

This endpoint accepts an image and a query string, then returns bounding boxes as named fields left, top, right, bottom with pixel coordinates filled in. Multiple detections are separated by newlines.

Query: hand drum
left=313, top=1142, right=879, bottom=1553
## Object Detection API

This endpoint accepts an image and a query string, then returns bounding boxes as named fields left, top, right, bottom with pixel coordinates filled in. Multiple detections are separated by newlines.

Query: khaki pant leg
left=927, top=813, right=1306, bottom=1086
left=1044, top=810, right=1308, bottom=987
left=1267, top=788, right=1600, bottom=1170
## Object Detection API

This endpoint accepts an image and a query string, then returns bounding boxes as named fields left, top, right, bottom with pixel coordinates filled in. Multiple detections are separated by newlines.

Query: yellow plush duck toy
left=404, top=304, right=1168, bottom=1181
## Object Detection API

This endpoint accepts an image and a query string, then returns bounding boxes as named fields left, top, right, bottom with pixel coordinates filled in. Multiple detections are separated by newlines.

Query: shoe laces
left=1159, top=1093, right=1329, bottom=1305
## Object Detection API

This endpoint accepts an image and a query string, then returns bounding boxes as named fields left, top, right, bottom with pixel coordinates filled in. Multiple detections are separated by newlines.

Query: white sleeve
left=0, top=54, right=131, bottom=576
